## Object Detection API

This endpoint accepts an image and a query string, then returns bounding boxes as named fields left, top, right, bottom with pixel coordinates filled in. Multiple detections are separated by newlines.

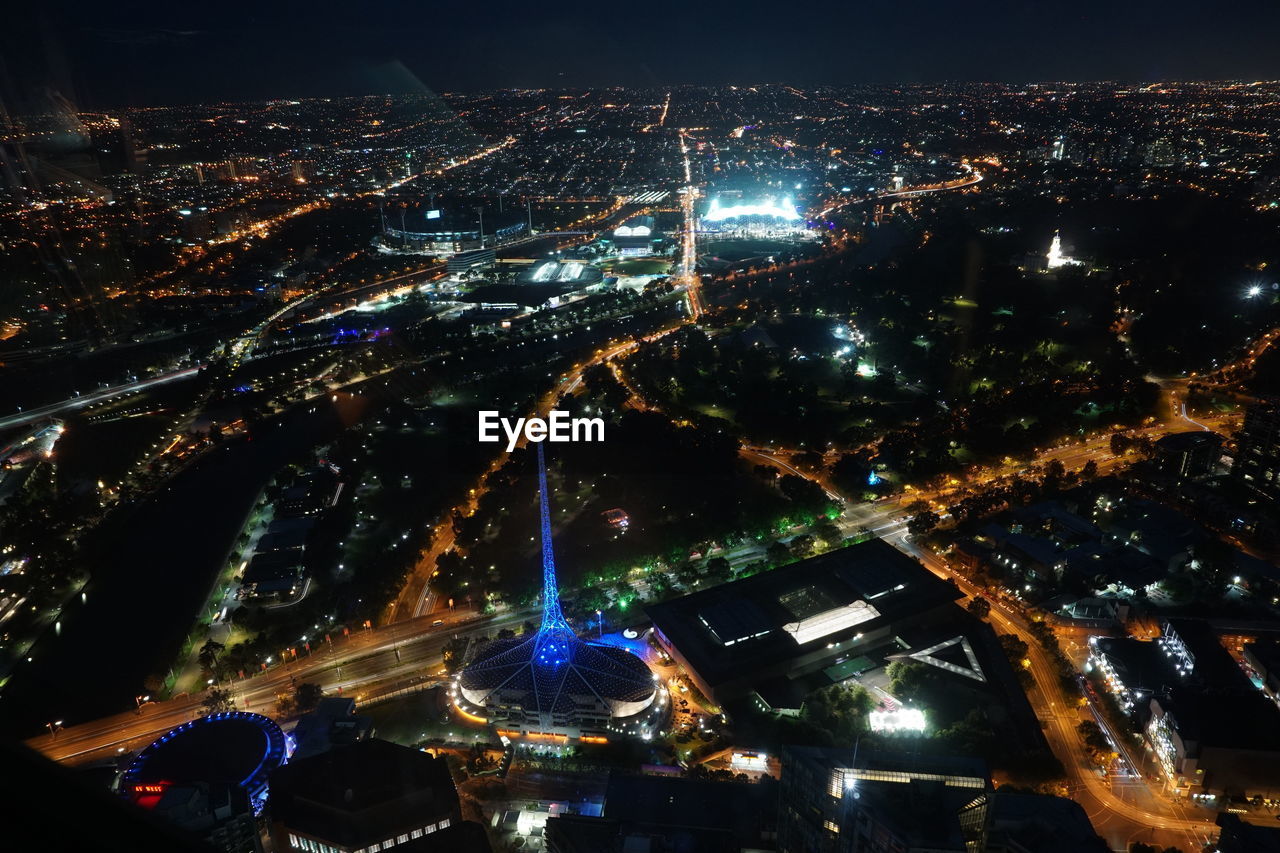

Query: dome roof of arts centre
left=458, top=630, right=657, bottom=719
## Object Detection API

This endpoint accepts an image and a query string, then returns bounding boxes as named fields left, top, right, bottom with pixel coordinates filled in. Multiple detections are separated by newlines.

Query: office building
left=1152, top=431, right=1223, bottom=481
left=1233, top=401, right=1280, bottom=500
left=646, top=539, right=963, bottom=708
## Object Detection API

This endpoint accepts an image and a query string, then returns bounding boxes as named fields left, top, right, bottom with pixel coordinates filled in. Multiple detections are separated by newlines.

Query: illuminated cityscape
left=6, top=3, right=1280, bottom=852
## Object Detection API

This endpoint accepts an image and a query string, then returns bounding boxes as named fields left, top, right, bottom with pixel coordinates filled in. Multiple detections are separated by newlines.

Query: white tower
left=1046, top=230, right=1068, bottom=269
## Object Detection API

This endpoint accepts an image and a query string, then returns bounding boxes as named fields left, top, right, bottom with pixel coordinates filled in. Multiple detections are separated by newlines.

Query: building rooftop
left=1217, top=812, right=1280, bottom=853
left=646, top=539, right=961, bottom=691
left=784, top=745, right=990, bottom=850
left=291, top=697, right=374, bottom=760
left=459, top=633, right=657, bottom=716
left=461, top=282, right=574, bottom=308
left=600, top=773, right=777, bottom=850
left=1164, top=619, right=1254, bottom=691
left=988, top=791, right=1110, bottom=852
left=1245, top=638, right=1280, bottom=677
left=1092, top=636, right=1176, bottom=696
left=268, top=739, right=459, bottom=847
left=1155, top=431, right=1223, bottom=453
left=515, top=261, right=604, bottom=287
left=1159, top=686, right=1280, bottom=751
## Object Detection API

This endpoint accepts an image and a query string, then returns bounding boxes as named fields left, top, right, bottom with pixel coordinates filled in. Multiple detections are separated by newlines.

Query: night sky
left=3, top=0, right=1280, bottom=108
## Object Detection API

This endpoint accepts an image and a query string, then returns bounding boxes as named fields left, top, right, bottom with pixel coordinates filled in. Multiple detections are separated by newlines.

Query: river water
left=0, top=396, right=366, bottom=737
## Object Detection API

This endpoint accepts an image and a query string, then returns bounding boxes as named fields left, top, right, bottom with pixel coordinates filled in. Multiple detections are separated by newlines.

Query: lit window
left=289, top=835, right=299, bottom=849
left=424, top=824, right=436, bottom=834
left=385, top=840, right=395, bottom=849
left=824, top=820, right=840, bottom=834
left=398, top=835, right=409, bottom=844
left=439, top=819, right=451, bottom=829
left=411, top=830, right=422, bottom=839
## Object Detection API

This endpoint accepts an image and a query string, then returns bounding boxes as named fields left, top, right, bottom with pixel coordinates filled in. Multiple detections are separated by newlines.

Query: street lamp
left=135, top=694, right=151, bottom=713
left=597, top=610, right=603, bottom=639
left=46, top=720, right=63, bottom=738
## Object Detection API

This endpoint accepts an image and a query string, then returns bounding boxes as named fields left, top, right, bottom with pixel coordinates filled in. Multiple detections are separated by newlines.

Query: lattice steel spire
left=456, top=442, right=657, bottom=719
left=532, top=442, right=574, bottom=668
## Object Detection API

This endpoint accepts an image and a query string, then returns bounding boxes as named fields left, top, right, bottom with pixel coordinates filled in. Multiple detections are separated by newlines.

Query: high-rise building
left=1233, top=401, right=1280, bottom=500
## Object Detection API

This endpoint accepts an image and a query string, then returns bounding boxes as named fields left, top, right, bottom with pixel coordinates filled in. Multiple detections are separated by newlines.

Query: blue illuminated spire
left=532, top=443, right=574, bottom=667
left=455, top=442, right=660, bottom=718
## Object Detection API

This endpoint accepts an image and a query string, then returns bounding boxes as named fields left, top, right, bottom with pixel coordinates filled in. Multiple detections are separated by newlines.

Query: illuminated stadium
left=454, top=445, right=664, bottom=743
left=119, top=711, right=292, bottom=814
left=700, top=194, right=810, bottom=238
left=612, top=214, right=659, bottom=256
left=376, top=204, right=527, bottom=256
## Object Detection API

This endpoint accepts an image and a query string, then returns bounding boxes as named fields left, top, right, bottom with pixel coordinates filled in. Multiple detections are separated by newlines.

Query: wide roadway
left=26, top=607, right=529, bottom=767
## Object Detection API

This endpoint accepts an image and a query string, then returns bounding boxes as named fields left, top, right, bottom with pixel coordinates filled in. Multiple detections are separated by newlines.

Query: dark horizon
left=5, top=0, right=1280, bottom=110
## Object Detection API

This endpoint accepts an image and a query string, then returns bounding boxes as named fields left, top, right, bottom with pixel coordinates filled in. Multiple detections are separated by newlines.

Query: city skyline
left=6, top=17, right=1280, bottom=851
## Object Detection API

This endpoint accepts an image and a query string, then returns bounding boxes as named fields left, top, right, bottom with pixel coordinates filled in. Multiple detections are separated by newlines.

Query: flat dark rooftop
left=602, top=773, right=776, bottom=845
left=990, top=792, right=1110, bottom=852
left=1093, top=637, right=1176, bottom=693
left=268, top=739, right=459, bottom=847
left=1155, top=431, right=1223, bottom=452
left=1217, top=813, right=1280, bottom=853
left=1164, top=685, right=1280, bottom=750
left=646, top=539, right=961, bottom=689
left=462, top=282, right=573, bottom=307
left=1166, top=619, right=1253, bottom=692
left=1246, top=639, right=1280, bottom=676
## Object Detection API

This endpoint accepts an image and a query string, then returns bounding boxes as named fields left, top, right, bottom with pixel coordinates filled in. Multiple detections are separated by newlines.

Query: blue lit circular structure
left=457, top=630, right=659, bottom=722
left=456, top=445, right=661, bottom=740
left=120, top=711, right=290, bottom=811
